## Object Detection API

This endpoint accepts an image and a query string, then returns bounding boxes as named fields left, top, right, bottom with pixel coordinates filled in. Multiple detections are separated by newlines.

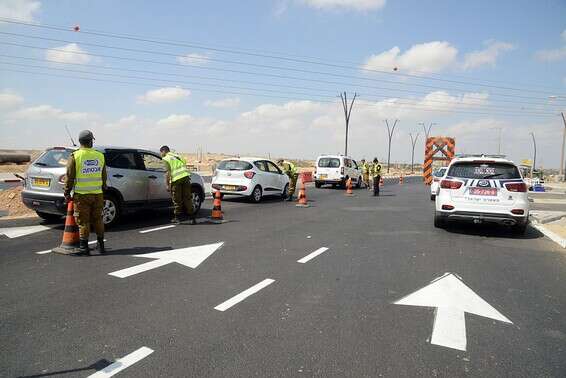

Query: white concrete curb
left=532, top=223, right=566, bottom=249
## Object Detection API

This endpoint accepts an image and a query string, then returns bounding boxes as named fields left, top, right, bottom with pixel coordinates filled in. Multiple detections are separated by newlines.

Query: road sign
left=395, top=273, right=512, bottom=351
left=108, top=242, right=224, bottom=278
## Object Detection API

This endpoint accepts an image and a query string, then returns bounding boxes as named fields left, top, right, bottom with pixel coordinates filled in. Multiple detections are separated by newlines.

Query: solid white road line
left=297, top=247, right=329, bottom=264
left=108, top=259, right=171, bottom=278
left=0, top=225, right=51, bottom=239
left=88, top=346, right=154, bottom=378
left=214, top=279, right=275, bottom=312
left=35, top=240, right=104, bottom=255
left=139, top=225, right=176, bottom=234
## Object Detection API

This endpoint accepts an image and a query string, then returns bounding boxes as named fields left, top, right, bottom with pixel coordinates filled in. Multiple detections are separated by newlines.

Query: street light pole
left=409, top=132, right=420, bottom=174
left=339, top=92, right=357, bottom=156
left=561, top=112, right=566, bottom=179
left=530, top=132, right=536, bottom=180
left=419, top=122, right=436, bottom=141
left=385, top=119, right=399, bottom=173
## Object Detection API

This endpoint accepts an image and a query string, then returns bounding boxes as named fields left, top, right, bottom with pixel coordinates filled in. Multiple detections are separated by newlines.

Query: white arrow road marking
left=108, top=242, right=224, bottom=278
left=394, top=272, right=512, bottom=351
left=0, top=225, right=51, bottom=239
left=87, top=346, right=153, bottom=377
left=36, top=239, right=105, bottom=254
left=214, top=279, right=275, bottom=312
left=297, top=247, right=329, bottom=263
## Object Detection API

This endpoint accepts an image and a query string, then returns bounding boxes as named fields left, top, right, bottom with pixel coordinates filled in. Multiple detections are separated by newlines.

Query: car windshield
left=34, top=149, right=72, bottom=168
left=318, top=158, right=340, bottom=168
left=217, top=160, right=253, bottom=170
left=448, top=162, right=521, bottom=179
left=433, top=168, right=447, bottom=177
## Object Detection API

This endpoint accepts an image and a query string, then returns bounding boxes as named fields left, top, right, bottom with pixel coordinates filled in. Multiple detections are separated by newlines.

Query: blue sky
left=0, top=0, right=565, bottom=167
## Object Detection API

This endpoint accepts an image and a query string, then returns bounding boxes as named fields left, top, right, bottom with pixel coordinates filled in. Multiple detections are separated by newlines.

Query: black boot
left=78, top=238, right=90, bottom=255
left=97, top=237, right=106, bottom=254
left=286, top=195, right=294, bottom=202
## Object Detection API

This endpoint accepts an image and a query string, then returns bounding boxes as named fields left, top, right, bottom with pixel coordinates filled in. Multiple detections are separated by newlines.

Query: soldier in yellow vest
left=63, top=130, right=107, bottom=255
left=370, top=157, right=382, bottom=197
left=160, top=146, right=195, bottom=225
left=277, top=159, right=299, bottom=201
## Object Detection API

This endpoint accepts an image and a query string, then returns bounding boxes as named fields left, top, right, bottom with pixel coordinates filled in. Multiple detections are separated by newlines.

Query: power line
left=1, top=17, right=564, bottom=93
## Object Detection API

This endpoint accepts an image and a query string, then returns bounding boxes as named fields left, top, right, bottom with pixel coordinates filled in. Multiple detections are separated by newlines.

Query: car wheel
left=430, top=194, right=436, bottom=201
left=512, top=222, right=528, bottom=235
left=434, top=212, right=445, bottom=229
left=281, top=184, right=289, bottom=199
left=315, top=181, right=322, bottom=188
left=356, top=177, right=362, bottom=188
left=250, top=185, right=262, bottom=203
left=103, top=194, right=120, bottom=226
left=36, top=211, right=62, bottom=223
left=191, top=185, right=204, bottom=214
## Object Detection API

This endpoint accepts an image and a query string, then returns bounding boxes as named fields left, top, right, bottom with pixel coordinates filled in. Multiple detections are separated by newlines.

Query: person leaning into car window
left=160, top=146, right=196, bottom=225
left=63, top=130, right=107, bottom=255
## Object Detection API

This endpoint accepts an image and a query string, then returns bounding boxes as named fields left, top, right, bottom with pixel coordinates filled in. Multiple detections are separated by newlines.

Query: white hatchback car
left=212, top=157, right=290, bottom=202
left=430, top=167, right=448, bottom=200
left=434, top=156, right=529, bottom=234
left=314, top=155, right=362, bottom=188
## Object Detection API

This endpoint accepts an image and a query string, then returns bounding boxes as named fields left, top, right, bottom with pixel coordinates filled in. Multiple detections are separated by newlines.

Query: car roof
left=317, top=155, right=348, bottom=159
left=48, top=145, right=161, bottom=155
left=219, top=157, right=273, bottom=163
left=451, top=156, right=515, bottom=164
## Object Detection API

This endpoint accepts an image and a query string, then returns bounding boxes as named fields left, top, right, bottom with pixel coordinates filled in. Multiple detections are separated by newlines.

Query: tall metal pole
left=530, top=132, right=536, bottom=180
left=340, top=92, right=357, bottom=156
left=419, top=122, right=436, bottom=140
left=561, top=112, right=566, bottom=179
left=385, top=119, right=399, bottom=173
left=409, top=132, right=419, bottom=174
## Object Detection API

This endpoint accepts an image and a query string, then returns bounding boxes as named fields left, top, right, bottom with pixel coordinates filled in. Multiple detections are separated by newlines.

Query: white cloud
left=363, top=41, right=458, bottom=74
left=205, top=97, right=241, bottom=108
left=177, top=53, right=210, bottom=66
left=461, top=41, right=515, bottom=70
left=301, top=0, right=386, bottom=11
left=105, top=115, right=139, bottom=128
left=0, top=90, right=24, bottom=109
left=136, top=87, right=190, bottom=104
left=156, top=114, right=227, bottom=136
left=10, top=105, right=91, bottom=121
left=45, top=43, right=92, bottom=64
left=535, top=46, right=566, bottom=62
left=0, top=0, right=41, bottom=22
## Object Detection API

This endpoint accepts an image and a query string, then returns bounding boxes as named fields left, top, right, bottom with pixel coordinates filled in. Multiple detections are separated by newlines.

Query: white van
left=314, top=155, right=362, bottom=188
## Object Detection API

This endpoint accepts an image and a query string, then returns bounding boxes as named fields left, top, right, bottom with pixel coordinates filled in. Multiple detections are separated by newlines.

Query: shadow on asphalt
left=443, top=222, right=544, bottom=240
left=108, top=208, right=213, bottom=233
left=17, top=359, right=112, bottom=378
left=93, top=246, right=172, bottom=256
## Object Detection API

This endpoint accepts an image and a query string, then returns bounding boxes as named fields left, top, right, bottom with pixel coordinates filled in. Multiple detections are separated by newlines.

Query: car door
left=253, top=160, right=273, bottom=191
left=265, top=161, right=286, bottom=191
left=139, top=151, right=170, bottom=206
left=105, top=149, right=148, bottom=205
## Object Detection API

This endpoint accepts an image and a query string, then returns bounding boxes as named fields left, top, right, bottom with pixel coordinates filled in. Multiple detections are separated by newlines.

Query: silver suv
left=21, top=146, right=205, bottom=225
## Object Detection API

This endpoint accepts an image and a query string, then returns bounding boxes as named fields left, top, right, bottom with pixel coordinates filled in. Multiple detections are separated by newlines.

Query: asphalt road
left=1, top=183, right=565, bottom=377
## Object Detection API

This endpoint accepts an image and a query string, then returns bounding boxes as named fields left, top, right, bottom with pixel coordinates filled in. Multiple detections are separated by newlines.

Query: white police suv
left=434, top=155, right=530, bottom=234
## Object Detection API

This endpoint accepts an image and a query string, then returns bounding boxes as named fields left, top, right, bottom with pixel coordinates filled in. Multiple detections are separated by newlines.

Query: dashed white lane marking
left=0, top=225, right=51, bottom=239
left=297, top=247, right=329, bottom=264
left=88, top=346, right=154, bottom=377
left=139, top=225, right=176, bottom=234
left=214, top=279, right=275, bottom=312
left=36, top=240, right=105, bottom=254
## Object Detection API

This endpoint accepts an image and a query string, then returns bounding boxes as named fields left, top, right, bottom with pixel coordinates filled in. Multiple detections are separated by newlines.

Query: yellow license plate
left=223, top=185, right=236, bottom=191
left=33, top=178, right=50, bottom=187
left=320, top=174, right=327, bottom=179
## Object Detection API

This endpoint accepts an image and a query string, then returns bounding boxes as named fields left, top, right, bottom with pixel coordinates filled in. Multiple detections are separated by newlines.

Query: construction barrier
left=300, top=172, right=313, bottom=183
left=296, top=180, right=309, bottom=208
left=423, top=137, right=455, bottom=185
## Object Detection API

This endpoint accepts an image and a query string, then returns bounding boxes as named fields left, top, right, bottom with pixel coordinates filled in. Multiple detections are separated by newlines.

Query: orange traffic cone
left=210, top=191, right=224, bottom=223
left=379, top=176, right=384, bottom=187
left=345, top=178, right=354, bottom=196
left=52, top=200, right=80, bottom=255
left=296, top=179, right=309, bottom=208
left=399, top=175, right=404, bottom=185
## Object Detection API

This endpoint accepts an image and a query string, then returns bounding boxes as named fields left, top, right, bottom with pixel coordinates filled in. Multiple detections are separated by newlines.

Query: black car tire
left=36, top=211, right=63, bottom=223
left=430, top=194, right=436, bottom=201
left=281, top=184, right=289, bottom=199
left=512, top=222, right=528, bottom=235
left=315, top=181, right=322, bottom=188
left=102, top=193, right=121, bottom=227
left=191, top=184, right=204, bottom=214
left=434, top=212, right=445, bottom=229
left=250, top=185, right=262, bottom=203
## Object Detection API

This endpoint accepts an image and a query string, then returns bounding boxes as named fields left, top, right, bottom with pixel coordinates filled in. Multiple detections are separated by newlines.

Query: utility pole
left=491, top=127, right=502, bottom=155
left=419, top=122, right=436, bottom=141
left=530, top=132, right=536, bottom=180
left=561, top=112, right=566, bottom=179
left=339, top=92, right=357, bottom=156
left=409, top=132, right=420, bottom=174
left=385, top=119, right=399, bottom=173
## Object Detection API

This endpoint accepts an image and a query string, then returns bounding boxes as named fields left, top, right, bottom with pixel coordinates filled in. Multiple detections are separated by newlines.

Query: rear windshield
left=318, top=158, right=340, bottom=168
left=34, top=149, right=72, bottom=168
left=433, top=168, right=447, bottom=177
left=217, top=160, right=253, bottom=170
left=448, top=162, right=521, bottom=179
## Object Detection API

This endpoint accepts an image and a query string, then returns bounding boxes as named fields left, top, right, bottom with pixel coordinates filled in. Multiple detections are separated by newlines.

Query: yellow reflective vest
left=370, top=163, right=382, bottom=177
left=73, top=148, right=105, bottom=194
left=163, top=152, right=190, bottom=183
left=282, top=161, right=298, bottom=178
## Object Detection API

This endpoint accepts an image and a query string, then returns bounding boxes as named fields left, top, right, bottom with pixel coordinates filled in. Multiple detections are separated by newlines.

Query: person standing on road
left=63, top=130, right=107, bottom=255
left=360, top=158, right=370, bottom=189
left=160, top=146, right=195, bottom=225
left=370, top=158, right=382, bottom=197
left=278, top=159, right=299, bottom=201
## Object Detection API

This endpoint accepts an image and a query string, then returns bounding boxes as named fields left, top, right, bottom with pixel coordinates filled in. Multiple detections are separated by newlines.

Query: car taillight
left=341, top=167, right=344, bottom=175
left=58, top=174, right=67, bottom=184
left=505, top=182, right=527, bottom=192
left=442, top=204, right=455, bottom=210
left=433, top=178, right=440, bottom=182
left=440, top=179, right=462, bottom=189
left=244, top=171, right=255, bottom=179
left=511, top=209, right=525, bottom=215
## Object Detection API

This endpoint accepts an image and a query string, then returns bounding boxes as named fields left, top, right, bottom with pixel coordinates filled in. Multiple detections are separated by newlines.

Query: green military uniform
left=280, top=160, right=299, bottom=200
left=64, top=147, right=107, bottom=239
left=361, top=161, right=370, bottom=189
left=163, top=152, right=194, bottom=220
left=370, top=161, right=382, bottom=196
